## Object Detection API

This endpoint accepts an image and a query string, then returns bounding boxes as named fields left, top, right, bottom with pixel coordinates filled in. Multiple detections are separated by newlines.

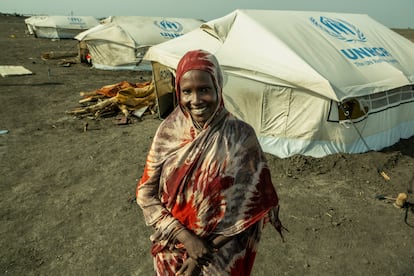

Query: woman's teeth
left=191, top=107, right=207, bottom=115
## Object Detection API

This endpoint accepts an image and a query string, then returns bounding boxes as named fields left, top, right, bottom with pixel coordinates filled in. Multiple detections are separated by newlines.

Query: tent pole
left=339, top=102, right=391, bottom=180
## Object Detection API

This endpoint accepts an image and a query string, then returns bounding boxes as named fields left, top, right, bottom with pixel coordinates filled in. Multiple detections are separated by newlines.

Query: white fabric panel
left=87, top=40, right=135, bottom=67
left=0, top=66, right=32, bottom=77
left=26, top=16, right=99, bottom=39
left=284, top=90, right=329, bottom=140
left=222, top=74, right=265, bottom=132
left=260, top=120, right=414, bottom=158
left=261, top=86, right=291, bottom=137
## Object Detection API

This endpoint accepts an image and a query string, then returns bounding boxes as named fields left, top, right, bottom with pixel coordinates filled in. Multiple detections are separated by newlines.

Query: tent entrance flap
left=152, top=62, right=176, bottom=119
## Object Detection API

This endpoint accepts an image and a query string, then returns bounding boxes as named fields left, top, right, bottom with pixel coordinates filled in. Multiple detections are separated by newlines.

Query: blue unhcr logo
left=67, top=17, right=85, bottom=25
left=310, top=15, right=397, bottom=66
left=154, top=20, right=183, bottom=33
left=310, top=16, right=366, bottom=43
left=154, top=20, right=184, bottom=39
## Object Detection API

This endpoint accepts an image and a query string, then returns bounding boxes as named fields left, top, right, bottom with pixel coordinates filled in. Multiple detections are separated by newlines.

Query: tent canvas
left=25, top=16, right=42, bottom=35
left=144, top=9, right=414, bottom=158
left=25, top=16, right=99, bottom=39
left=75, top=16, right=203, bottom=70
left=0, top=66, right=32, bottom=77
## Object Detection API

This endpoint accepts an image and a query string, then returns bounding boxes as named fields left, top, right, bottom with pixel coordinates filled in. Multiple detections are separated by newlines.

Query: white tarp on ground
left=144, top=9, right=414, bottom=158
left=75, top=16, right=203, bottom=70
left=0, top=66, right=32, bottom=77
left=25, top=16, right=99, bottom=39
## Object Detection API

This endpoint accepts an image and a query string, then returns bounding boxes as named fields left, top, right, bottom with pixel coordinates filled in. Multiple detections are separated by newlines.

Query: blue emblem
left=310, top=16, right=366, bottom=43
left=154, top=20, right=183, bottom=33
left=67, top=17, right=86, bottom=26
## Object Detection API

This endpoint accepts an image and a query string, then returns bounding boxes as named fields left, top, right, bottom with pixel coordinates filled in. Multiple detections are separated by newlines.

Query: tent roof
left=25, top=15, right=99, bottom=30
left=144, top=9, right=414, bottom=101
left=75, top=16, right=203, bottom=48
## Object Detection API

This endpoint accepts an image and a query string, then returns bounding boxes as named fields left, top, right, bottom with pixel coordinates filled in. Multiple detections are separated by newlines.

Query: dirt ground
left=1, top=14, right=413, bottom=276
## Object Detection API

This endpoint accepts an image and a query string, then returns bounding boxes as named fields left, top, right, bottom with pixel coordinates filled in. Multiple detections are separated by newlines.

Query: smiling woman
left=135, top=50, right=286, bottom=275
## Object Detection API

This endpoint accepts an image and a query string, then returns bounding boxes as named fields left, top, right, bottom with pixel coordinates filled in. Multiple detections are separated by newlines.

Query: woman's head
left=175, top=50, right=224, bottom=128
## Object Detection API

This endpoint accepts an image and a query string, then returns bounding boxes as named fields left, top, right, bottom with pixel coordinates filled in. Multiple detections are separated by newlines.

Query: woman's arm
left=136, top=168, right=185, bottom=242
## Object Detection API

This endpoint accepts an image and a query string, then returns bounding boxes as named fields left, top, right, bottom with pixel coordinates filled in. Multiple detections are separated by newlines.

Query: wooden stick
left=68, top=97, right=117, bottom=115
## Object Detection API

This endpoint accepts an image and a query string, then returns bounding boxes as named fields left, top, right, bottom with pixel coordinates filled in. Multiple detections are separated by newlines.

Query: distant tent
left=144, top=9, right=414, bottom=158
left=24, top=15, right=99, bottom=39
left=24, top=16, right=42, bottom=35
left=74, top=16, right=203, bottom=70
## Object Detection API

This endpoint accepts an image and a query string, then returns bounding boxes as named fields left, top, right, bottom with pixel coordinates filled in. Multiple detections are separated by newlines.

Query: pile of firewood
left=68, top=80, right=157, bottom=123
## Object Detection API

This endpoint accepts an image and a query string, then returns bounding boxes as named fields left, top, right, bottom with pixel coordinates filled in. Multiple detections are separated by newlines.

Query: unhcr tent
left=144, top=9, right=414, bottom=158
left=75, top=16, right=203, bottom=70
left=24, top=16, right=99, bottom=39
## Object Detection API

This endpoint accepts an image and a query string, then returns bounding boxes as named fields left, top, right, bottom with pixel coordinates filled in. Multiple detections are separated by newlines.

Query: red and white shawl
left=136, top=49, right=279, bottom=263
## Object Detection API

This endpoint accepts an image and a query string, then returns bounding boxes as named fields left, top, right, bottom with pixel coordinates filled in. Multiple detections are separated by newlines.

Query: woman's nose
left=190, top=91, right=202, bottom=104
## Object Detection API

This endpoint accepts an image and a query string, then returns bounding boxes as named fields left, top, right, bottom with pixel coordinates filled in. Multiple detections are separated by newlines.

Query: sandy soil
left=1, top=14, right=413, bottom=276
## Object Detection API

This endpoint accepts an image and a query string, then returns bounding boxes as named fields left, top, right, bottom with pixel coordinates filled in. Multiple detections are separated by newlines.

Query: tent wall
left=34, top=27, right=85, bottom=39
left=25, top=16, right=99, bottom=39
left=87, top=41, right=137, bottom=69
left=151, top=65, right=414, bottom=157
left=258, top=85, right=414, bottom=157
left=223, top=74, right=331, bottom=140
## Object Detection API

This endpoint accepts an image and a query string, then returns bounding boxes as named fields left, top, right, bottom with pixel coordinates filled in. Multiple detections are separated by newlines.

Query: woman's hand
left=176, top=229, right=214, bottom=265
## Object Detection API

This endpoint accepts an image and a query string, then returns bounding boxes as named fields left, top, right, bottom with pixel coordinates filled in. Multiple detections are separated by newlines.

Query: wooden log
left=80, top=91, right=99, bottom=97
left=78, top=94, right=104, bottom=104
left=68, top=97, right=117, bottom=115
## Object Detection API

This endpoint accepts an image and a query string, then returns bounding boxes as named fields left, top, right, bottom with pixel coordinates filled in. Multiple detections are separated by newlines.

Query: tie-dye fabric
left=136, top=50, right=279, bottom=275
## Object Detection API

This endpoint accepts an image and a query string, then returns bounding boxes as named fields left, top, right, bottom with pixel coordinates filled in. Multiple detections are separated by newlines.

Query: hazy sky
left=1, top=0, right=413, bottom=28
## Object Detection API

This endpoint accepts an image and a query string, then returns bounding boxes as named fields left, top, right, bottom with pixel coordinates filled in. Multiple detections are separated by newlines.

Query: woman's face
left=179, top=70, right=218, bottom=127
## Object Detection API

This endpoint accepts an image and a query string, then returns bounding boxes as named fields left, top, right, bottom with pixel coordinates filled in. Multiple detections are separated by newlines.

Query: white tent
left=75, top=16, right=203, bottom=70
left=24, top=16, right=99, bottom=39
left=144, top=9, right=414, bottom=158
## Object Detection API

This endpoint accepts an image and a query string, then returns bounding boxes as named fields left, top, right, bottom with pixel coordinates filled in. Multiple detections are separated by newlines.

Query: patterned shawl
left=136, top=50, right=278, bottom=252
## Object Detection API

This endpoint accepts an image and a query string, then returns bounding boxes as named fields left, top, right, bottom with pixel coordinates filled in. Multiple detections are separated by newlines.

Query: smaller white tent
left=74, top=16, right=203, bottom=70
left=25, top=16, right=43, bottom=35
left=25, top=16, right=99, bottom=39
